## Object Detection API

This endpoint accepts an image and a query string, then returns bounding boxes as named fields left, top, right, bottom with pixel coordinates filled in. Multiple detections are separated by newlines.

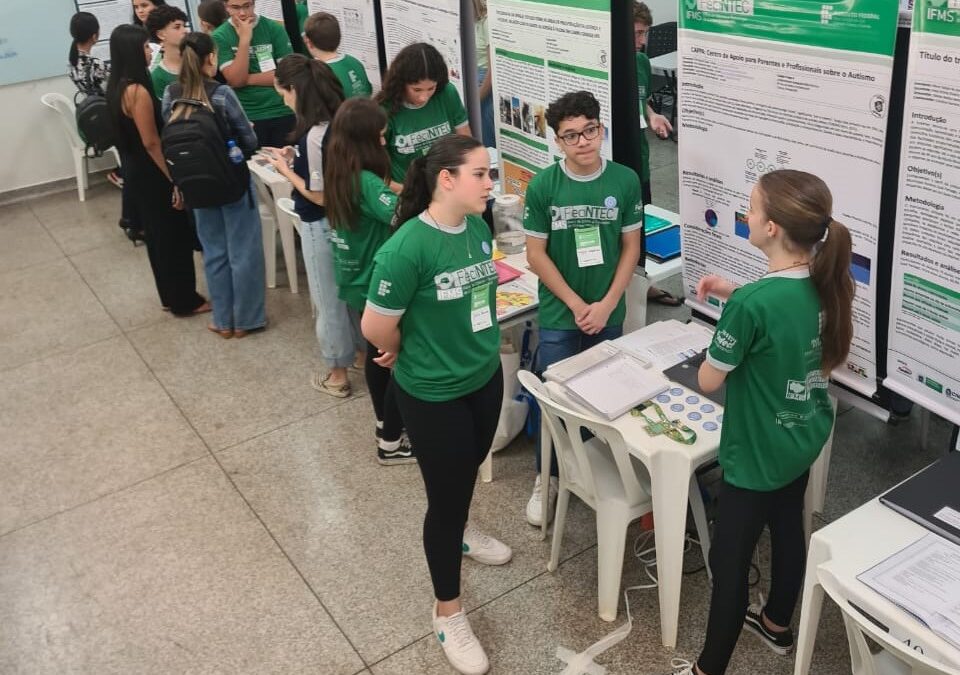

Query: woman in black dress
left=106, top=24, right=208, bottom=316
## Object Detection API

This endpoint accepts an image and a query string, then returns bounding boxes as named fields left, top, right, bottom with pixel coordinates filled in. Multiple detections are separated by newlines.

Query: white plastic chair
left=519, top=370, right=655, bottom=622
left=277, top=197, right=313, bottom=315
left=40, top=93, right=120, bottom=202
left=820, top=573, right=960, bottom=675
left=623, top=273, right=651, bottom=333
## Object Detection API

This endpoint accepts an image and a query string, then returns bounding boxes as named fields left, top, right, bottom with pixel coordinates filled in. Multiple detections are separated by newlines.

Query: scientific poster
left=307, top=0, right=382, bottom=90
left=256, top=0, right=285, bottom=22
left=487, top=0, right=612, bottom=197
left=677, top=0, right=898, bottom=397
left=75, top=0, right=193, bottom=62
left=885, top=0, right=960, bottom=425
left=380, top=0, right=465, bottom=102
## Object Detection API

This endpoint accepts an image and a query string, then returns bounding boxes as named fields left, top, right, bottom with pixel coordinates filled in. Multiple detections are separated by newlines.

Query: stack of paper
left=614, top=319, right=714, bottom=370
left=858, top=533, right=960, bottom=650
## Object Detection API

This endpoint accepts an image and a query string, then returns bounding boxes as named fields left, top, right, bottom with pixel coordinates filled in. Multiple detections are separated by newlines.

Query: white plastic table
left=794, top=498, right=960, bottom=673
left=247, top=158, right=297, bottom=293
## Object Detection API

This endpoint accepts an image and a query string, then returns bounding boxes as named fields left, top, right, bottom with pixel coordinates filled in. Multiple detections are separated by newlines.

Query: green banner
left=915, top=0, right=960, bottom=37
left=679, top=0, right=898, bottom=57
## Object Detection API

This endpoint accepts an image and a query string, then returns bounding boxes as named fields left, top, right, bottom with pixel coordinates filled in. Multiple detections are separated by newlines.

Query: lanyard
left=631, top=403, right=697, bottom=445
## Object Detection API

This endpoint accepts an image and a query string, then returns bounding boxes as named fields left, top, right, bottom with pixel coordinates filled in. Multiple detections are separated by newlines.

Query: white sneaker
left=525, top=474, right=558, bottom=526
left=462, top=522, right=512, bottom=565
left=432, top=603, right=490, bottom=675
left=664, top=658, right=696, bottom=674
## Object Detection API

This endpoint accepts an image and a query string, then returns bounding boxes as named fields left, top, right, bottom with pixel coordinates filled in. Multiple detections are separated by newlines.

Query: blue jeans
left=193, top=184, right=266, bottom=331
left=300, top=217, right=362, bottom=368
left=534, top=325, right=624, bottom=475
left=478, top=68, right=496, bottom=148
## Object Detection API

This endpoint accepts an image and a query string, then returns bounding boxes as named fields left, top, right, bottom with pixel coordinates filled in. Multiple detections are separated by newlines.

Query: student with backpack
left=69, top=11, right=124, bottom=192
left=262, top=55, right=362, bottom=397
left=666, top=170, right=853, bottom=675
left=161, top=31, right=266, bottom=339
left=107, top=24, right=208, bottom=316
left=323, top=97, right=412, bottom=464
left=522, top=91, right=643, bottom=526
left=214, top=0, right=295, bottom=148
left=362, top=135, right=510, bottom=675
left=303, top=12, right=372, bottom=99
left=376, top=43, right=472, bottom=183
left=146, top=5, right=189, bottom=99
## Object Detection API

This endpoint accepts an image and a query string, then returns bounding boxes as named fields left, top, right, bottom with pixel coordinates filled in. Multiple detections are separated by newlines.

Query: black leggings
left=364, top=340, right=403, bottom=442
left=698, top=471, right=809, bottom=675
left=394, top=367, right=504, bottom=601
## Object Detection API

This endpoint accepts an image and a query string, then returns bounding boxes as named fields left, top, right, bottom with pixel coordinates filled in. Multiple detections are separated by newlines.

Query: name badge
left=255, top=44, right=275, bottom=73
left=471, top=283, right=493, bottom=332
left=574, top=225, right=604, bottom=267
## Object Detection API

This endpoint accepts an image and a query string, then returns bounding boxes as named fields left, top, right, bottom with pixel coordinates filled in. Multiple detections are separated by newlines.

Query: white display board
left=884, top=0, right=960, bottom=426
left=0, top=1, right=77, bottom=86
left=307, top=0, right=382, bottom=91
left=487, top=0, right=612, bottom=197
left=380, top=0, right=464, bottom=102
left=76, top=0, right=194, bottom=63
left=677, top=1, right=900, bottom=398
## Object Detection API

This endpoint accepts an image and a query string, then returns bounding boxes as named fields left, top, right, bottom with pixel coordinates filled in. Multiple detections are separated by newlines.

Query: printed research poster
left=487, top=0, right=612, bottom=196
left=307, top=0, right=382, bottom=90
left=678, top=0, right=898, bottom=397
left=380, top=0, right=465, bottom=102
left=885, top=0, right=960, bottom=425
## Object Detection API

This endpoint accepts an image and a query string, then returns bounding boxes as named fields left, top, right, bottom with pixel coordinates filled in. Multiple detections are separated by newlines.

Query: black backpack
left=161, top=82, right=249, bottom=209
left=75, top=93, right=116, bottom=158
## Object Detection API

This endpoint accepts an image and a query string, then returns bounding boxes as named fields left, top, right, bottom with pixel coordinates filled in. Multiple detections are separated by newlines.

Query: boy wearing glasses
left=522, top=90, right=643, bottom=526
left=213, top=0, right=294, bottom=147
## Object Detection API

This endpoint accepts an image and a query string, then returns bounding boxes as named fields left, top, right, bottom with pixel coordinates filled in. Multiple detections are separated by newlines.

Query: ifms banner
left=677, top=0, right=899, bottom=397
left=885, top=0, right=960, bottom=426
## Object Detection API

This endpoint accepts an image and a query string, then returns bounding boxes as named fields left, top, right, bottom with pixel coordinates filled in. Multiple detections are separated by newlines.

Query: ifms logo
left=687, top=0, right=754, bottom=20
left=927, top=0, right=960, bottom=22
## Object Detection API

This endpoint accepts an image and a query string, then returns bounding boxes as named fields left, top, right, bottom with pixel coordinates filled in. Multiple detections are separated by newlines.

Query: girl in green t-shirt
left=362, top=135, right=508, bottom=675
left=375, top=43, right=472, bottom=184
left=324, top=97, right=410, bottom=466
left=667, top=170, right=854, bottom=675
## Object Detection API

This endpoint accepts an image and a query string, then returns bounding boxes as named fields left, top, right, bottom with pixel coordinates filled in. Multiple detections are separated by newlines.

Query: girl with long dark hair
left=107, top=24, right=207, bottom=316
left=263, top=55, right=363, bottom=398
left=324, top=97, right=410, bottom=464
left=362, top=135, right=510, bottom=674
left=375, top=43, right=472, bottom=183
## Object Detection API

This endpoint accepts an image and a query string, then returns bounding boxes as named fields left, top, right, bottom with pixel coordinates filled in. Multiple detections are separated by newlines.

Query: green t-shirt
left=523, top=159, right=644, bottom=330
left=213, top=16, right=293, bottom=121
left=707, top=269, right=834, bottom=491
left=384, top=83, right=469, bottom=182
left=150, top=61, right=179, bottom=100
left=326, top=53, right=373, bottom=99
left=329, top=171, right=397, bottom=312
left=635, top=52, right=652, bottom=183
left=366, top=214, right=501, bottom=401
left=296, top=1, right=309, bottom=37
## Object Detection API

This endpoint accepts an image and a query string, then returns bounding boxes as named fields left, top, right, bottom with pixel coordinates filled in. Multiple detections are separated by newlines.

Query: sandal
left=207, top=325, right=233, bottom=339
left=311, top=371, right=352, bottom=398
left=649, top=288, right=684, bottom=307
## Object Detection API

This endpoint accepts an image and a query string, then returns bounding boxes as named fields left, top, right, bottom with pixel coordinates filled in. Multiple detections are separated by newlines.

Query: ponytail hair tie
left=820, top=216, right=832, bottom=241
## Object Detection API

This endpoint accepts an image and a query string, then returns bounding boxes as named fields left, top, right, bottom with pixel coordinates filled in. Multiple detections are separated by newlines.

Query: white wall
left=645, top=0, right=678, bottom=24
left=0, top=75, right=114, bottom=195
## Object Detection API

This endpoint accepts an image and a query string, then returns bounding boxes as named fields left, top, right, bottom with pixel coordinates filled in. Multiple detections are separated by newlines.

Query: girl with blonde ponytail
left=667, top=169, right=854, bottom=675
left=161, top=32, right=265, bottom=339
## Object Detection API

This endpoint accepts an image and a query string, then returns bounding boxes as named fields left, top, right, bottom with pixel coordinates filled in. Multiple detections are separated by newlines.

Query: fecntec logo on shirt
left=434, top=260, right=496, bottom=300
left=550, top=204, right=620, bottom=231
left=784, top=370, right=828, bottom=402
left=395, top=122, right=453, bottom=155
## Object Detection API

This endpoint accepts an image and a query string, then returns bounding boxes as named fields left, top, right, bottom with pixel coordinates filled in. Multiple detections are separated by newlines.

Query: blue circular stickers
left=701, top=404, right=715, bottom=413
left=670, top=403, right=685, bottom=413
left=687, top=411, right=702, bottom=421
left=703, top=421, right=718, bottom=431
left=686, top=396, right=700, bottom=405
left=670, top=388, right=684, bottom=396
left=657, top=394, right=671, bottom=404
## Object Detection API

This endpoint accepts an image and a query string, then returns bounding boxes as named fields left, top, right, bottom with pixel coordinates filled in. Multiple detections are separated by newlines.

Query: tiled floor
left=1, top=153, right=954, bottom=674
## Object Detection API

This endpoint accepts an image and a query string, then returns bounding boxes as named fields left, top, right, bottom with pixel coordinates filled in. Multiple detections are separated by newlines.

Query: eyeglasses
left=557, top=124, right=601, bottom=146
left=226, top=1, right=254, bottom=11
left=635, top=28, right=650, bottom=37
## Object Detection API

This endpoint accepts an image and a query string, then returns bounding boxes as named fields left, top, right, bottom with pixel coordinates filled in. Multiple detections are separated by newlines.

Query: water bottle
left=226, top=140, right=244, bottom=165
left=493, top=194, right=525, bottom=254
